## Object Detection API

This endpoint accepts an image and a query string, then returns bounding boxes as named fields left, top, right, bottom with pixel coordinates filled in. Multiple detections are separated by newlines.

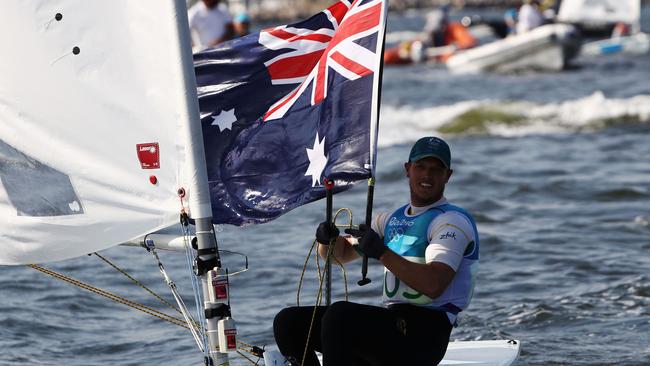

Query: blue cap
left=408, top=136, right=451, bottom=168
left=234, top=12, right=250, bottom=23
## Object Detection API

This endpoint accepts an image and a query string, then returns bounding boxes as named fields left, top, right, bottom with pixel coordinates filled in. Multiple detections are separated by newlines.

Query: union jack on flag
left=194, top=0, right=386, bottom=226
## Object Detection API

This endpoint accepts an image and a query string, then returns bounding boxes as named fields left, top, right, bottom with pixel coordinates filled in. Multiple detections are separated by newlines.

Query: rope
left=299, top=244, right=331, bottom=366
left=93, top=252, right=185, bottom=318
left=296, top=208, right=356, bottom=366
left=28, top=264, right=191, bottom=329
left=236, top=350, right=260, bottom=365
left=149, top=246, right=205, bottom=352
left=180, top=222, right=210, bottom=356
left=237, top=339, right=265, bottom=357
left=30, top=243, right=266, bottom=364
left=296, top=208, right=354, bottom=306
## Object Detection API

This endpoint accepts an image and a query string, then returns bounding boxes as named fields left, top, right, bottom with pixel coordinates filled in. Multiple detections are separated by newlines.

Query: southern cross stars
left=305, top=133, right=327, bottom=187
left=211, top=109, right=237, bottom=131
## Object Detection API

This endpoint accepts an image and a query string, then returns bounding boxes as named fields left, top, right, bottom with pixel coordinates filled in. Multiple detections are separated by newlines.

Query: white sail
left=0, top=1, right=200, bottom=265
left=557, top=0, right=641, bottom=26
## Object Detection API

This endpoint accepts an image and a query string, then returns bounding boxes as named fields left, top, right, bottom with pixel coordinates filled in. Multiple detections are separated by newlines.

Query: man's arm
left=379, top=251, right=455, bottom=299
left=383, top=211, right=474, bottom=299
left=317, top=236, right=360, bottom=264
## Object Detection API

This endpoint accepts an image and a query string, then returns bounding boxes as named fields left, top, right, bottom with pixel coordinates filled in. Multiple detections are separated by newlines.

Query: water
left=2, top=7, right=650, bottom=366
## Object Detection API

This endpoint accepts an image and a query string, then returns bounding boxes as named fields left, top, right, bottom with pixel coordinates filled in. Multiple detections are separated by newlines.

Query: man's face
left=405, top=156, right=452, bottom=206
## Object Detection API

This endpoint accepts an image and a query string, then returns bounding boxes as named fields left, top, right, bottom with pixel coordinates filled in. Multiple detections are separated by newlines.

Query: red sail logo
left=136, top=143, right=160, bottom=169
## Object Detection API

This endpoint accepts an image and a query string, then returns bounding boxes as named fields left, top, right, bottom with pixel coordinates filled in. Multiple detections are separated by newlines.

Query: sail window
left=0, top=139, right=84, bottom=216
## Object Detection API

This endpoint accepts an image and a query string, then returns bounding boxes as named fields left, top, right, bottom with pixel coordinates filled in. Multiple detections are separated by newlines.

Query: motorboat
left=446, top=23, right=581, bottom=73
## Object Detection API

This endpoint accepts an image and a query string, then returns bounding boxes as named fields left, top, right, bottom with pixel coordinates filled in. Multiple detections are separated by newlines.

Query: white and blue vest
left=381, top=203, right=479, bottom=324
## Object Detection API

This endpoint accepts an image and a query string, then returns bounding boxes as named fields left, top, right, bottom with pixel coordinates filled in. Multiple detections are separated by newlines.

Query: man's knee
left=321, top=301, right=357, bottom=335
left=275, top=306, right=305, bottom=344
left=274, top=306, right=295, bottom=325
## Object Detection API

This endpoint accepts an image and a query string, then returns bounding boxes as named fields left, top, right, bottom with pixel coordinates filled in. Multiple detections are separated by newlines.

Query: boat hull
left=446, top=24, right=582, bottom=73
left=262, top=339, right=521, bottom=366
left=581, top=32, right=650, bottom=56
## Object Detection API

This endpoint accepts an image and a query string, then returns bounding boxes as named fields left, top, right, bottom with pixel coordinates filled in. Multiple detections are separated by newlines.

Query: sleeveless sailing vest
left=382, top=203, right=479, bottom=323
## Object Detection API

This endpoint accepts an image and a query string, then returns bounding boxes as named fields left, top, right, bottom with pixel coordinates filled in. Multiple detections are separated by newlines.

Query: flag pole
left=324, top=179, right=335, bottom=305
left=358, top=0, right=388, bottom=287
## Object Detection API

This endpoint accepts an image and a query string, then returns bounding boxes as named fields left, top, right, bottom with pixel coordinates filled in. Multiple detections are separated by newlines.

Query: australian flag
left=194, top=0, right=386, bottom=226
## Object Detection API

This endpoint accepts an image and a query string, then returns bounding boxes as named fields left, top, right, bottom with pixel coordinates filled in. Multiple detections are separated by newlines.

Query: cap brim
left=409, top=153, right=449, bottom=168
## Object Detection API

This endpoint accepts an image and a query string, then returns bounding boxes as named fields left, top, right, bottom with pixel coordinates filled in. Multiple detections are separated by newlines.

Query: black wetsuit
left=273, top=301, right=452, bottom=366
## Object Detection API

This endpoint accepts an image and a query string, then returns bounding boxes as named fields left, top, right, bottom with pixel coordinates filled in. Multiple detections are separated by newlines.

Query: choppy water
left=2, top=6, right=650, bottom=366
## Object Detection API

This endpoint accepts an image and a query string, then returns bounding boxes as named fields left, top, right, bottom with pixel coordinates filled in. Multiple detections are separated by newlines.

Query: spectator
left=188, top=0, right=234, bottom=51
left=516, top=0, right=544, bottom=34
left=233, top=12, right=251, bottom=38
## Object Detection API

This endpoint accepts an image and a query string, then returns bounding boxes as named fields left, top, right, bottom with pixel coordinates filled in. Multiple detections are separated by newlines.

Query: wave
left=378, top=92, right=650, bottom=146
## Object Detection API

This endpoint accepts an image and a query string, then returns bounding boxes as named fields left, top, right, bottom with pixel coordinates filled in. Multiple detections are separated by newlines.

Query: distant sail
left=0, top=1, right=198, bottom=265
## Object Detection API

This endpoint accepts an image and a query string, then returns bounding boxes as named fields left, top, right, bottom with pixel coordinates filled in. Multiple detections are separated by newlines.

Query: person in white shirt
left=188, top=0, right=234, bottom=51
left=516, top=0, right=545, bottom=34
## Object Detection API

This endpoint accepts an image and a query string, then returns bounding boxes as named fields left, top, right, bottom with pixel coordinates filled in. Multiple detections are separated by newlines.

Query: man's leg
left=274, top=306, right=327, bottom=366
left=320, top=302, right=452, bottom=366
left=320, top=301, right=402, bottom=366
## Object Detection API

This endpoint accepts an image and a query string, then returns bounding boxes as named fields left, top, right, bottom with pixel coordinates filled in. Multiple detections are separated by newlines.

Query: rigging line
left=149, top=247, right=205, bottom=352
left=178, top=215, right=209, bottom=344
left=92, top=252, right=184, bottom=317
left=296, top=207, right=355, bottom=366
left=179, top=205, right=210, bottom=357
left=29, top=264, right=264, bottom=363
left=236, top=340, right=265, bottom=357
left=236, top=350, right=261, bottom=365
left=181, top=226, right=210, bottom=356
left=299, top=241, right=332, bottom=366
left=299, top=218, right=345, bottom=366
left=297, top=240, right=317, bottom=307
left=28, top=264, right=191, bottom=329
left=297, top=207, right=355, bottom=305
left=332, top=208, right=354, bottom=301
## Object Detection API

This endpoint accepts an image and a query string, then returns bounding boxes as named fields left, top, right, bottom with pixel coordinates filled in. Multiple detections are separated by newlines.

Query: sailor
left=274, top=136, right=479, bottom=366
left=188, top=0, right=234, bottom=51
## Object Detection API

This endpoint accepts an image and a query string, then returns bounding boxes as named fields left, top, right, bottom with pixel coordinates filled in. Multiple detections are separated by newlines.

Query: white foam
left=378, top=99, right=487, bottom=146
left=378, top=92, right=650, bottom=146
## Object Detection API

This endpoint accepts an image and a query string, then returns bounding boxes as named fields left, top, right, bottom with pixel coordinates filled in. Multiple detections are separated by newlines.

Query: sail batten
left=0, top=1, right=196, bottom=265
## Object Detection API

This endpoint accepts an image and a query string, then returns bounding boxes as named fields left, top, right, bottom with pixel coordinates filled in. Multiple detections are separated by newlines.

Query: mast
left=172, top=1, right=229, bottom=364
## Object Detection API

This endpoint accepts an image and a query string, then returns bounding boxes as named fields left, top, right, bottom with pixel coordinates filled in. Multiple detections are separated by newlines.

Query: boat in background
left=384, top=22, right=477, bottom=65
left=556, top=0, right=640, bottom=38
left=446, top=23, right=581, bottom=74
left=575, top=0, right=649, bottom=57
left=581, top=32, right=650, bottom=56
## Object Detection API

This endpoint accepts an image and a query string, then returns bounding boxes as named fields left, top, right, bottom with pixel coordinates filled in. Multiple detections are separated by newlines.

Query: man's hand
left=344, top=224, right=386, bottom=259
left=316, top=222, right=339, bottom=245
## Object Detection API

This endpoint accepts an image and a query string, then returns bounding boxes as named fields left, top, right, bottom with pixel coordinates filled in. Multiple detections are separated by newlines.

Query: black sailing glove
left=316, top=221, right=339, bottom=245
left=344, top=224, right=386, bottom=259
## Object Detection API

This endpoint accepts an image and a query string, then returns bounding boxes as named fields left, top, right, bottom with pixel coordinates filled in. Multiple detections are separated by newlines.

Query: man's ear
left=404, top=162, right=410, bottom=177
left=445, top=168, right=453, bottom=183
